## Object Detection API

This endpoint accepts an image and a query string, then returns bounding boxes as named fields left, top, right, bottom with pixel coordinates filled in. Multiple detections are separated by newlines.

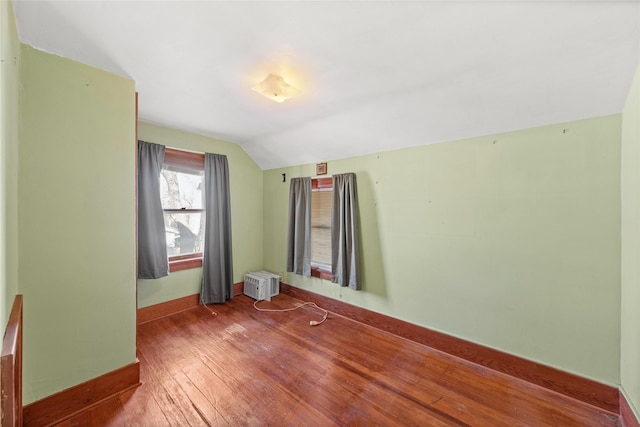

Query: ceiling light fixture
left=252, top=73, right=300, bottom=103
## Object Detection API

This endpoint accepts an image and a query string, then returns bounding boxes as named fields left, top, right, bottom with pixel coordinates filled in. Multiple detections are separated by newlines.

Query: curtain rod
left=286, top=175, right=332, bottom=180
left=283, top=175, right=334, bottom=182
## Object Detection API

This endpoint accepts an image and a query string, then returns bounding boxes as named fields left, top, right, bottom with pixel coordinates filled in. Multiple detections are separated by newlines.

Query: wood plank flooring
left=57, top=294, right=619, bottom=426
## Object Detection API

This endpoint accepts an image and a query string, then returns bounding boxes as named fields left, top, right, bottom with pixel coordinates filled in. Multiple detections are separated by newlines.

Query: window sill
left=311, top=265, right=332, bottom=281
left=169, top=254, right=203, bottom=272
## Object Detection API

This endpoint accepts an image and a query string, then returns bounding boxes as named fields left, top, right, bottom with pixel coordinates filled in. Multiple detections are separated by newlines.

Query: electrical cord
left=253, top=300, right=329, bottom=326
left=202, top=304, right=218, bottom=316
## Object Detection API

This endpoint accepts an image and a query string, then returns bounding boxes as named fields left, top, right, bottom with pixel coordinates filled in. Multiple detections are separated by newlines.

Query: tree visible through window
left=160, top=148, right=205, bottom=271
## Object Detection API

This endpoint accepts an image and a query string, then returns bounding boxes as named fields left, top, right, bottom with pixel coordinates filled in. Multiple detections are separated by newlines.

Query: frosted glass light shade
left=252, top=74, right=300, bottom=103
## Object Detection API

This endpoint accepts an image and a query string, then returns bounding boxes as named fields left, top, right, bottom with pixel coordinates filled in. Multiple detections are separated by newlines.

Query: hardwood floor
left=57, top=294, right=618, bottom=426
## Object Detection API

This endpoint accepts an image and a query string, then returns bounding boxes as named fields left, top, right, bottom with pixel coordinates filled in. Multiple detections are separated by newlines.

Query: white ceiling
left=13, top=1, right=640, bottom=170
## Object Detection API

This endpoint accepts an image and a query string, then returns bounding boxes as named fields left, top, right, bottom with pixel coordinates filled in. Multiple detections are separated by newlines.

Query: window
left=311, top=177, right=332, bottom=279
left=160, top=148, right=205, bottom=272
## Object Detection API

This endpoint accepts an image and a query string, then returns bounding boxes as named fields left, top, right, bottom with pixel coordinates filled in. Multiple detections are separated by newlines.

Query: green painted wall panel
left=1, top=0, right=20, bottom=330
left=19, top=45, right=137, bottom=404
left=621, top=65, right=640, bottom=419
left=264, top=116, right=621, bottom=384
left=136, top=122, right=263, bottom=308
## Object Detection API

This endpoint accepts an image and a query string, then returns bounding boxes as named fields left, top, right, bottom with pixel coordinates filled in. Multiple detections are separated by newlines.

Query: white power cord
left=202, top=304, right=218, bottom=316
left=253, top=300, right=329, bottom=326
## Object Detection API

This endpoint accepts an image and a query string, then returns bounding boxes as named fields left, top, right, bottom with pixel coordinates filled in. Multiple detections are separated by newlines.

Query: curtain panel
left=286, top=177, right=312, bottom=276
left=200, top=153, right=234, bottom=304
left=331, top=173, right=361, bottom=290
left=137, top=140, right=169, bottom=279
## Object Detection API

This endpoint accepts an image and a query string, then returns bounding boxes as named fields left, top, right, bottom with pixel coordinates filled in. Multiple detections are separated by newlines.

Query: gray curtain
left=286, top=177, right=312, bottom=276
left=331, top=173, right=361, bottom=289
left=200, top=153, right=234, bottom=304
left=137, top=140, right=169, bottom=279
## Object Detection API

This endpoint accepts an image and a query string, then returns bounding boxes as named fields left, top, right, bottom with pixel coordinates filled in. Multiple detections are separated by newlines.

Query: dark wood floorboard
left=56, top=294, right=619, bottom=426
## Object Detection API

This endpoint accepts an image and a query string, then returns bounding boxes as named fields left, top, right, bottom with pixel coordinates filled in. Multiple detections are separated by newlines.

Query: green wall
left=137, top=121, right=263, bottom=308
left=621, top=65, right=640, bottom=419
left=264, top=115, right=622, bottom=384
left=19, top=45, right=137, bottom=404
left=0, top=0, right=20, bottom=329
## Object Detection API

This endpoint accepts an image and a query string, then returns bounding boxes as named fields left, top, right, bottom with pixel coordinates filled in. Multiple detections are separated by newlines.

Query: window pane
left=311, top=227, right=331, bottom=265
left=311, top=190, right=332, bottom=265
left=160, top=170, right=204, bottom=209
left=164, top=212, right=204, bottom=256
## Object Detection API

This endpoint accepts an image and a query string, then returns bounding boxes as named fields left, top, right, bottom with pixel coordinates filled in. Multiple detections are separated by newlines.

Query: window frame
left=310, top=177, right=333, bottom=280
left=163, top=148, right=205, bottom=273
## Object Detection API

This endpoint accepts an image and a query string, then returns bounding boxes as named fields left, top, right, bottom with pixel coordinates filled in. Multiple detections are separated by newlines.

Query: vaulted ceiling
left=13, top=1, right=640, bottom=170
